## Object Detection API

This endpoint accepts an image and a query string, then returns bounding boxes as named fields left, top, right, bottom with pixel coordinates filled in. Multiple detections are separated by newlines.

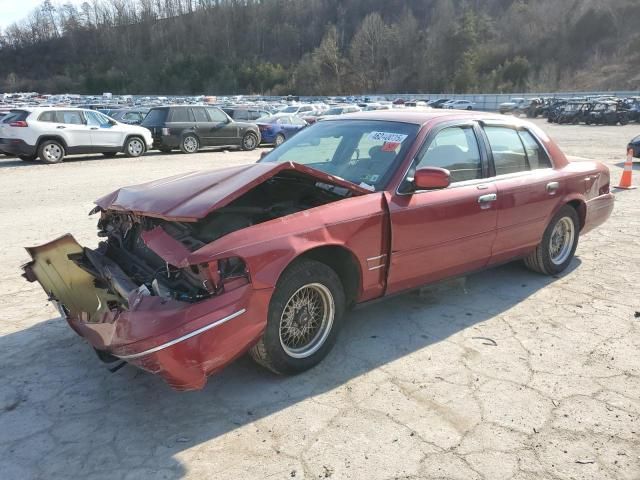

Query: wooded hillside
left=1, top=0, right=639, bottom=95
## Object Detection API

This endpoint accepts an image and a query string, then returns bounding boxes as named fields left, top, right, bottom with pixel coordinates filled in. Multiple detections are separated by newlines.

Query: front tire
left=38, top=140, right=65, bottom=164
left=250, top=259, right=345, bottom=375
left=241, top=131, right=259, bottom=151
left=524, top=205, right=579, bottom=275
left=180, top=134, right=199, bottom=154
left=274, top=133, right=286, bottom=147
left=124, top=137, right=145, bottom=158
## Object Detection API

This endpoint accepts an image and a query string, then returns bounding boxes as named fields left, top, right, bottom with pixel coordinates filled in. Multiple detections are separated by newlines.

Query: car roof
left=330, top=109, right=506, bottom=126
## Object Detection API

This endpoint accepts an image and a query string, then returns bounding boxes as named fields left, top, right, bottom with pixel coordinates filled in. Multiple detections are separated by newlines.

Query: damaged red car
left=23, top=111, right=614, bottom=390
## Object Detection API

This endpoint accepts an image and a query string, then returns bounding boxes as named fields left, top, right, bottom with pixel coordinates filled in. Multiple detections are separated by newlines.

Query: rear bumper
left=22, top=234, right=273, bottom=391
left=582, top=193, right=615, bottom=235
left=0, top=138, right=36, bottom=157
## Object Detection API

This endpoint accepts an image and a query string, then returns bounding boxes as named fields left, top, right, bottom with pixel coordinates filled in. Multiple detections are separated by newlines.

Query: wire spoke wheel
left=279, top=283, right=334, bottom=359
left=549, top=217, right=575, bottom=265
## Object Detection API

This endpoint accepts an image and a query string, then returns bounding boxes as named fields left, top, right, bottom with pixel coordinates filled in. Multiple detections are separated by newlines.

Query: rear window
left=141, top=108, right=168, bottom=126
left=3, top=110, right=29, bottom=123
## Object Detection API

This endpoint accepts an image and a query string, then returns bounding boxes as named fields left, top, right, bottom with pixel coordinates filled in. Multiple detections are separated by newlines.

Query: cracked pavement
left=0, top=119, right=638, bottom=479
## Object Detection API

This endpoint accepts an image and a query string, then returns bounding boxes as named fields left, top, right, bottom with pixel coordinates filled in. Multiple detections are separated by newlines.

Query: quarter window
left=484, top=126, right=528, bottom=175
left=415, top=126, right=482, bottom=182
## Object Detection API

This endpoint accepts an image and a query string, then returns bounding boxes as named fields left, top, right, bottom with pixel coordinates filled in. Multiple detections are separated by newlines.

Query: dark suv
left=142, top=105, right=261, bottom=153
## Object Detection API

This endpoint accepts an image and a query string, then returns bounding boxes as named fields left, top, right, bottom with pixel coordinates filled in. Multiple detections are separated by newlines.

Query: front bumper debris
left=22, top=234, right=272, bottom=390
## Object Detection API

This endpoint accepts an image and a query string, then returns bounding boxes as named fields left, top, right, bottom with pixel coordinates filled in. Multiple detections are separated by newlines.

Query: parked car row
left=499, top=96, right=640, bottom=126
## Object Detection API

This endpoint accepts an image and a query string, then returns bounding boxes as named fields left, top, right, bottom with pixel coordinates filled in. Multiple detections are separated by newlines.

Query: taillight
left=10, top=120, right=28, bottom=127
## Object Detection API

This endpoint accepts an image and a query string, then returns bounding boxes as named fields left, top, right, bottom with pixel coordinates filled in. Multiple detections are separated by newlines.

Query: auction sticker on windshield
left=367, top=131, right=408, bottom=143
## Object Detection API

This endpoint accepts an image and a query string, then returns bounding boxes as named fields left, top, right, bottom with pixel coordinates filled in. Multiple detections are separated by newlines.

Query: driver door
left=386, top=123, right=498, bottom=294
left=85, top=111, right=122, bottom=147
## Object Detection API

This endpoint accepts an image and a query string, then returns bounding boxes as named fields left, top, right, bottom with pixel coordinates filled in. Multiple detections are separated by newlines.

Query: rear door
left=386, top=122, right=498, bottom=294
left=480, top=123, right=560, bottom=263
left=192, top=107, right=214, bottom=146
left=56, top=110, right=93, bottom=148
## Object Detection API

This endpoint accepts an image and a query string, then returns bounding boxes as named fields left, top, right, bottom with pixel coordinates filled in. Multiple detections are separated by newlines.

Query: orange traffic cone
left=616, top=148, right=636, bottom=189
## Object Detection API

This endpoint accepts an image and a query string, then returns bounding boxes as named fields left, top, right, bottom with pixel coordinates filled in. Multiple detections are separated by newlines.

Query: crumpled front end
left=22, top=234, right=271, bottom=390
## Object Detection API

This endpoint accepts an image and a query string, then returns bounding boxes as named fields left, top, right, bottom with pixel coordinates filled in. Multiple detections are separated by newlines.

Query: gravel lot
left=1, top=119, right=638, bottom=480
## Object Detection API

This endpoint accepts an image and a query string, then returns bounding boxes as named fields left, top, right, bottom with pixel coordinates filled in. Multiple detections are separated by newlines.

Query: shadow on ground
left=0, top=260, right=579, bottom=478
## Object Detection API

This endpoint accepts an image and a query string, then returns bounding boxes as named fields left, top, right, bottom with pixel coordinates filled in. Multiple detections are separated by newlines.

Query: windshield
left=260, top=120, right=419, bottom=191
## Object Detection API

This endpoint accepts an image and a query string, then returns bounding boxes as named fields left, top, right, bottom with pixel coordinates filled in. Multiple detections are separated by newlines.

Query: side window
left=85, top=111, right=105, bottom=126
left=206, top=107, right=228, bottom=122
left=518, top=130, right=552, bottom=170
left=416, top=126, right=482, bottom=182
left=169, top=108, right=193, bottom=123
left=484, top=126, right=528, bottom=175
left=38, top=111, right=55, bottom=122
left=235, top=110, right=249, bottom=121
left=192, top=107, right=209, bottom=122
left=61, top=111, right=84, bottom=125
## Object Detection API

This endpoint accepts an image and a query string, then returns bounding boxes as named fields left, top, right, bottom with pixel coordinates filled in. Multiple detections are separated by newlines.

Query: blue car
left=628, top=134, right=640, bottom=159
left=256, top=114, right=307, bottom=146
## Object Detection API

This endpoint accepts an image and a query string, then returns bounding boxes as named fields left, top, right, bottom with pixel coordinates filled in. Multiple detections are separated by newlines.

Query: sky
left=0, top=0, right=86, bottom=29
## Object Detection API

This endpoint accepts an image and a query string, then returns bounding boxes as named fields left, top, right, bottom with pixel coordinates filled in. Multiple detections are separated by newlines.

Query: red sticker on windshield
left=381, top=141, right=400, bottom=152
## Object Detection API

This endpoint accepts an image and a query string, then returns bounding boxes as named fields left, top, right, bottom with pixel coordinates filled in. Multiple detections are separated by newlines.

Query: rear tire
left=524, top=205, right=579, bottom=275
left=250, top=259, right=345, bottom=375
left=124, top=137, right=145, bottom=158
left=180, top=134, right=199, bottom=154
left=19, top=154, right=37, bottom=161
left=38, top=140, right=65, bottom=164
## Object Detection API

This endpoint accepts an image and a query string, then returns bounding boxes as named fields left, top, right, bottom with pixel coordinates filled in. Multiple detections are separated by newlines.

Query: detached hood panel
left=95, top=162, right=370, bottom=221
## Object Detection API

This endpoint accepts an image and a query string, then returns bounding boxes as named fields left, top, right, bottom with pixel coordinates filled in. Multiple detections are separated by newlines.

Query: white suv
left=0, top=107, right=153, bottom=163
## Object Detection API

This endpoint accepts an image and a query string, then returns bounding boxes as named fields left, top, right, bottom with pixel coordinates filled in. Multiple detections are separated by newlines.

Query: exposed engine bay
left=84, top=172, right=350, bottom=304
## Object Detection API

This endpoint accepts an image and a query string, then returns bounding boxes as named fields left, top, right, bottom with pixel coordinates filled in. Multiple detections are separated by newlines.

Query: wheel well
left=298, top=246, right=361, bottom=308
left=566, top=200, right=586, bottom=230
left=37, top=135, right=67, bottom=150
left=124, top=134, right=146, bottom=150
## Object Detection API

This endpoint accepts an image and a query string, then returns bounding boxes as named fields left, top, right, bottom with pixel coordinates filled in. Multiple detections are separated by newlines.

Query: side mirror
left=413, top=167, right=451, bottom=190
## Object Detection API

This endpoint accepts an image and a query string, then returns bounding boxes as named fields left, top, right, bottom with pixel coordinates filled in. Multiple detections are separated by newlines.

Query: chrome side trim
left=114, top=309, right=247, bottom=360
left=367, top=254, right=388, bottom=261
left=368, top=264, right=386, bottom=271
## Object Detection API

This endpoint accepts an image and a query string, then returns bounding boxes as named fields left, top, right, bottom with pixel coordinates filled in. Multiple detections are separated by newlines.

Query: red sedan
left=23, top=111, right=614, bottom=390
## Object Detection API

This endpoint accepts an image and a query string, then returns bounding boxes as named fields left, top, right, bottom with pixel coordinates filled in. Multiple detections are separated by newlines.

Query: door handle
left=546, top=181, right=559, bottom=194
left=477, top=193, right=497, bottom=204
left=56, top=126, right=66, bottom=129
left=90, top=127, right=99, bottom=130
